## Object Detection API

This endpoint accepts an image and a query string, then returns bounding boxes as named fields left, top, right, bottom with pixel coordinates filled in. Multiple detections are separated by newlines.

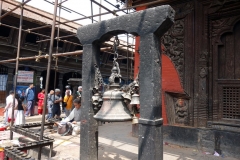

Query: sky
left=15, top=0, right=135, bottom=42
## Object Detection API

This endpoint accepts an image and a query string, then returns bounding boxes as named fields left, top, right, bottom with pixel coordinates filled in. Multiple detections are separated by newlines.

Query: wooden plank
left=234, top=22, right=240, bottom=79
left=225, top=33, right=235, bottom=79
left=0, top=91, right=6, bottom=104
left=184, top=12, right=194, bottom=126
left=218, top=36, right=226, bottom=79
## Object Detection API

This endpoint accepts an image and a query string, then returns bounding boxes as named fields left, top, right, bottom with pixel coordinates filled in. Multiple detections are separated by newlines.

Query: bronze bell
left=132, top=114, right=138, bottom=124
left=130, top=93, right=140, bottom=105
left=92, top=93, right=101, bottom=106
left=94, top=43, right=132, bottom=122
left=122, top=92, right=132, bottom=104
left=94, top=83, right=132, bottom=122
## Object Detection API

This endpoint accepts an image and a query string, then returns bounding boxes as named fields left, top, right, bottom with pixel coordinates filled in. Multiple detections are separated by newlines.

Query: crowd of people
left=2, top=84, right=83, bottom=135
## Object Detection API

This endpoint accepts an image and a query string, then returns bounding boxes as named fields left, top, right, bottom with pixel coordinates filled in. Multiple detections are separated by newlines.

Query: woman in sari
left=37, top=89, right=45, bottom=115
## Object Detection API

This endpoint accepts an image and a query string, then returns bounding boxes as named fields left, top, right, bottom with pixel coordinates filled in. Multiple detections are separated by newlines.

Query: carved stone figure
left=108, top=60, right=122, bottom=84
left=175, top=98, right=188, bottom=124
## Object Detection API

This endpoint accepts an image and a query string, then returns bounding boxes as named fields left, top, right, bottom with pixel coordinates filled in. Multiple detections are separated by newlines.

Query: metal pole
left=2, top=0, right=77, bottom=30
left=53, top=0, right=61, bottom=111
left=0, top=47, right=111, bottom=63
left=126, top=33, right=129, bottom=84
left=99, top=0, right=101, bottom=21
left=36, top=34, right=76, bottom=42
left=91, top=0, right=118, bottom=16
left=0, top=0, right=31, bottom=20
left=10, top=0, right=24, bottom=140
left=4, top=0, right=162, bottom=31
left=58, top=0, right=162, bottom=25
left=39, top=0, right=58, bottom=159
left=0, top=0, right=3, bottom=21
left=45, top=0, right=99, bottom=23
left=91, top=0, right=94, bottom=23
left=58, top=0, right=68, bottom=5
left=126, top=0, right=129, bottom=84
left=0, top=23, right=80, bottom=46
left=104, top=0, right=128, bottom=14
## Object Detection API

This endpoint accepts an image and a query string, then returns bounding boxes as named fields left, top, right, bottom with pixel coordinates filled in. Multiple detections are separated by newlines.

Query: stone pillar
left=138, top=33, right=163, bottom=160
left=80, top=44, right=99, bottom=160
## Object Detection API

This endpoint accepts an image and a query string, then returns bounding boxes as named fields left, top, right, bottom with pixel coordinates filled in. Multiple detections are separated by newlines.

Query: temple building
left=127, top=0, right=240, bottom=158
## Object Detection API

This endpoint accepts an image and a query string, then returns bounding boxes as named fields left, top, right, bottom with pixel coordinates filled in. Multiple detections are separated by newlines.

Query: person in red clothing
left=37, top=89, right=45, bottom=115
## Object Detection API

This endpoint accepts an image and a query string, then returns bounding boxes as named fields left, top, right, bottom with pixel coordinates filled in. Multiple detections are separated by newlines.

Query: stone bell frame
left=77, top=5, right=175, bottom=160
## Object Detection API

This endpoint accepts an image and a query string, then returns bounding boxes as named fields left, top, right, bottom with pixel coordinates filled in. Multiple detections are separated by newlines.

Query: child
left=15, top=95, right=26, bottom=125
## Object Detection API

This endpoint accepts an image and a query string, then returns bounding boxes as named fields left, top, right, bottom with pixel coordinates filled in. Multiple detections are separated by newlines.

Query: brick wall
left=162, top=54, right=184, bottom=124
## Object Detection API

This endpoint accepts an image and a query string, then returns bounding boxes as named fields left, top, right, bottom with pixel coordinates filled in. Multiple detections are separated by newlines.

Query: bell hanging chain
left=113, top=36, right=120, bottom=61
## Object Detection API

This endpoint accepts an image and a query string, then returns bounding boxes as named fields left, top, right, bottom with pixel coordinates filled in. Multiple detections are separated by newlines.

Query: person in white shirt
left=61, top=98, right=81, bottom=135
left=3, top=90, right=18, bottom=124
left=76, top=86, right=82, bottom=99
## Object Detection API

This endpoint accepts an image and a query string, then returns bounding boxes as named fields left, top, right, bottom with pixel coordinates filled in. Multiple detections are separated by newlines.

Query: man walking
left=25, top=84, right=35, bottom=116
left=51, top=88, right=62, bottom=120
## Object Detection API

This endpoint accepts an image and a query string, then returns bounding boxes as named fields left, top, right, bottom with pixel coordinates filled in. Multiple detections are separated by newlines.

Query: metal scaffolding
left=0, top=0, right=165, bottom=159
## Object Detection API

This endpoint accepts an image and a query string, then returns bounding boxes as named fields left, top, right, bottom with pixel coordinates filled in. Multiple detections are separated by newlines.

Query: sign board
left=17, top=71, right=34, bottom=83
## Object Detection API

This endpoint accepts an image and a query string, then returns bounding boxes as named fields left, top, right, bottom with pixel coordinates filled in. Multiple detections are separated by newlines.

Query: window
left=53, top=40, right=64, bottom=48
left=25, top=33, right=39, bottom=44
left=222, top=87, right=240, bottom=120
left=109, top=54, right=114, bottom=61
left=0, top=26, right=11, bottom=37
left=75, top=45, right=83, bottom=51
left=122, top=59, right=127, bottom=64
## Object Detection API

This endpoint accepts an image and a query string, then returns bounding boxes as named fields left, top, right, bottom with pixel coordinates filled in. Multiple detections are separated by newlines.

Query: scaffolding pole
left=10, top=0, right=24, bottom=140
left=0, top=0, right=31, bottom=20
left=0, top=0, right=3, bottom=22
left=39, top=0, right=58, bottom=159
left=53, top=0, right=62, bottom=113
left=51, top=0, right=162, bottom=25
left=36, top=34, right=76, bottom=43
left=0, top=23, right=81, bottom=46
left=0, top=47, right=112, bottom=63
left=2, top=0, right=77, bottom=30
left=22, top=0, right=161, bottom=32
left=91, top=0, right=119, bottom=16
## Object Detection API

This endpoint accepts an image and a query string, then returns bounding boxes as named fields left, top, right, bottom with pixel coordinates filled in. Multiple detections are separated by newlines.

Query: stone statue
left=175, top=98, right=188, bottom=124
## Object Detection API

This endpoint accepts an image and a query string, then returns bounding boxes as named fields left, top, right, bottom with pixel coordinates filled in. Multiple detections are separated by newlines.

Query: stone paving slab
left=45, top=122, right=238, bottom=160
left=0, top=115, right=239, bottom=160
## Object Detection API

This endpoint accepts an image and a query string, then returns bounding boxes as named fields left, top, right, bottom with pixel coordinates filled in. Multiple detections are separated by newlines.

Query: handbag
left=57, top=122, right=73, bottom=136
left=22, top=104, right=27, bottom=111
